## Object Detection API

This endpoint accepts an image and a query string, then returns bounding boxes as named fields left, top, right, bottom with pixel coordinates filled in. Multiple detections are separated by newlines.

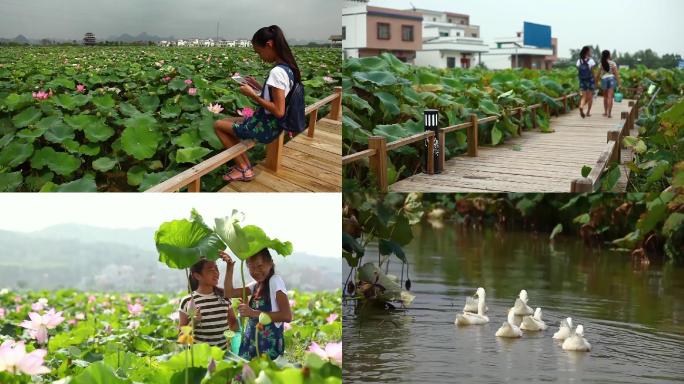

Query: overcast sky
left=369, top=0, right=684, bottom=57
left=0, top=0, right=342, bottom=41
left=0, top=194, right=341, bottom=258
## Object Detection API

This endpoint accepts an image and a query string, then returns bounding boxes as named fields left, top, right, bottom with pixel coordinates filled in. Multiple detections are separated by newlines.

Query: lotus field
left=0, top=289, right=342, bottom=383
left=342, top=53, right=684, bottom=191
left=0, top=47, right=341, bottom=192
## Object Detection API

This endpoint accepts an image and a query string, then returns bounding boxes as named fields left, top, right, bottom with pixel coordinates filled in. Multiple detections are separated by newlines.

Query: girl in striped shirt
left=178, top=258, right=239, bottom=350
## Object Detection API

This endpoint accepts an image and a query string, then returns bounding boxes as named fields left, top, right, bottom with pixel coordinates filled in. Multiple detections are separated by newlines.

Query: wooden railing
left=146, top=86, right=342, bottom=192
left=342, top=92, right=581, bottom=193
left=570, top=95, right=641, bottom=192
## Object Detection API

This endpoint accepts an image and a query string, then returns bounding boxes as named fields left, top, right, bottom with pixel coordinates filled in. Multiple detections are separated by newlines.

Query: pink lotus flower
left=188, top=87, right=197, bottom=96
left=67, top=319, right=77, bottom=326
left=207, top=103, right=224, bottom=114
left=184, top=79, right=193, bottom=85
left=283, top=322, right=292, bottom=331
left=127, top=320, right=140, bottom=330
left=237, top=107, right=254, bottom=118
left=162, top=76, right=171, bottom=82
left=289, top=299, right=296, bottom=307
left=76, top=84, right=86, bottom=93
left=0, top=340, right=50, bottom=375
left=14, top=295, right=22, bottom=303
left=15, top=305, right=23, bottom=313
left=308, top=341, right=342, bottom=365
left=323, top=76, right=335, bottom=83
left=32, top=90, right=50, bottom=100
left=19, top=309, right=65, bottom=344
left=0, top=308, right=5, bottom=319
left=88, top=295, right=96, bottom=304
left=127, top=303, right=143, bottom=316
left=326, top=313, right=338, bottom=324
left=31, top=298, right=48, bottom=312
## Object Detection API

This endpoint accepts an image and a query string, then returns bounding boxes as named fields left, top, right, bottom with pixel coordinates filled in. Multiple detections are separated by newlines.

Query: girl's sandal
left=223, top=165, right=255, bottom=182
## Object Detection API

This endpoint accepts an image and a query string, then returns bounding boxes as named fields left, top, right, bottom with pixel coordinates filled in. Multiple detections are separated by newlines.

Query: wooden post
left=517, top=109, right=522, bottom=135
left=531, top=106, right=538, bottom=129
left=427, top=135, right=435, bottom=175
left=621, top=112, right=629, bottom=136
left=467, top=114, right=478, bottom=157
left=188, top=178, right=201, bottom=192
left=438, top=130, right=446, bottom=173
left=563, top=95, right=568, bottom=114
left=571, top=178, right=594, bottom=192
left=307, top=108, right=318, bottom=138
left=329, top=86, right=342, bottom=121
left=544, top=103, right=550, bottom=118
left=607, top=130, right=621, bottom=164
left=368, top=136, right=388, bottom=193
left=264, top=131, right=284, bottom=172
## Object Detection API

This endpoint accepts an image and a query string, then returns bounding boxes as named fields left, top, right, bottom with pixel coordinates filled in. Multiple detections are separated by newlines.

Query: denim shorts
left=579, top=77, right=595, bottom=91
left=601, top=76, right=617, bottom=90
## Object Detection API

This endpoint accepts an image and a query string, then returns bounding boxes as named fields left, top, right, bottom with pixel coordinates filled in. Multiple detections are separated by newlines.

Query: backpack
left=262, top=64, right=306, bottom=136
left=578, top=58, right=593, bottom=81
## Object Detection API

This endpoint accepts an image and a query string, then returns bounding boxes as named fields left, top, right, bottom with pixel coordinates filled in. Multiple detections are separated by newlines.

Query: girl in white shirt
left=213, top=25, right=301, bottom=183
left=220, top=248, right=293, bottom=360
left=599, top=50, right=621, bottom=118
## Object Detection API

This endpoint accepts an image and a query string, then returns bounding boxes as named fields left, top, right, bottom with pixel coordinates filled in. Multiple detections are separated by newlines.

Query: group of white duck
left=454, top=287, right=591, bottom=352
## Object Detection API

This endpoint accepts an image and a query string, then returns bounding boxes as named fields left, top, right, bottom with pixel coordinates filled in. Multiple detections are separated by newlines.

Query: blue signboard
left=523, top=22, right=552, bottom=48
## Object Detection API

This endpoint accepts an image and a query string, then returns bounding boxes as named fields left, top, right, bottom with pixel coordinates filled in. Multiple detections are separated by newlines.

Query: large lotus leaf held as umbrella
left=214, top=210, right=293, bottom=260
left=155, top=219, right=225, bottom=269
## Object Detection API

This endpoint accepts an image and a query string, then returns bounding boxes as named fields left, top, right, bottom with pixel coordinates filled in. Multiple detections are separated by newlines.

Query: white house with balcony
left=481, top=29, right=558, bottom=70
left=413, top=9, right=489, bottom=69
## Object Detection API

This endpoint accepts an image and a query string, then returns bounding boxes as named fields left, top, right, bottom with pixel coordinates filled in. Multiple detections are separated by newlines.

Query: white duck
left=562, top=324, right=591, bottom=351
left=495, top=308, right=523, bottom=338
left=463, top=290, right=488, bottom=313
left=520, top=307, right=547, bottom=331
left=511, top=289, right=534, bottom=316
left=552, top=317, right=574, bottom=340
left=455, top=287, right=489, bottom=325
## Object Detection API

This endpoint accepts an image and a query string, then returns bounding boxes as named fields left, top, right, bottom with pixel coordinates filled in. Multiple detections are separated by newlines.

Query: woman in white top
left=220, top=248, right=292, bottom=360
left=599, top=50, right=621, bottom=118
left=213, top=25, right=301, bottom=183
left=576, top=46, right=597, bottom=118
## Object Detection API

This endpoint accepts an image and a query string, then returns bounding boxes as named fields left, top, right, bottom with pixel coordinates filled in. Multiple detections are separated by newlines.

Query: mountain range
left=0, top=224, right=340, bottom=293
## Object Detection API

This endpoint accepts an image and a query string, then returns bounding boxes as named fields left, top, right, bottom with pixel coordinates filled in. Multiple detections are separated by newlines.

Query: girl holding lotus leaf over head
left=155, top=209, right=292, bottom=360
left=214, top=210, right=293, bottom=360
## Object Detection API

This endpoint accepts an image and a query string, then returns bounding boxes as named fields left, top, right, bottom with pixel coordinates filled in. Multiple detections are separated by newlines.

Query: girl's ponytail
left=252, top=25, right=301, bottom=82
left=601, top=50, right=610, bottom=73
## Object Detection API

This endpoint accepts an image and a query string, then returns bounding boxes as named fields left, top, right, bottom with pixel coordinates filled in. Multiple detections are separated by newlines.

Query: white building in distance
left=413, top=9, right=489, bottom=69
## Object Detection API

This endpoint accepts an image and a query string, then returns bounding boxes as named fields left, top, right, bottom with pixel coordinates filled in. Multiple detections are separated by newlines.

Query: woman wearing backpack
left=214, top=25, right=302, bottom=182
left=576, top=46, right=596, bottom=118
left=599, top=50, right=621, bottom=118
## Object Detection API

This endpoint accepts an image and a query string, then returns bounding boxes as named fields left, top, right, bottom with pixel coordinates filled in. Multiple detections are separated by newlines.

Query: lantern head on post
left=423, top=109, right=441, bottom=174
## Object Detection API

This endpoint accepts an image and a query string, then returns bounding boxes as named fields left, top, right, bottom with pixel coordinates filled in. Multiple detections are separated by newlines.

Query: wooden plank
left=386, top=131, right=433, bottom=151
left=270, top=165, right=339, bottom=191
left=343, top=149, right=376, bottom=165
left=285, top=141, right=341, bottom=163
left=280, top=156, right=341, bottom=186
left=146, top=141, right=254, bottom=192
left=282, top=152, right=342, bottom=175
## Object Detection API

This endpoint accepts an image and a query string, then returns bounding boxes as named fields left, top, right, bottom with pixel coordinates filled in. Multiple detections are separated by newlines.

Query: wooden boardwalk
left=220, top=118, right=341, bottom=192
left=390, top=99, right=635, bottom=193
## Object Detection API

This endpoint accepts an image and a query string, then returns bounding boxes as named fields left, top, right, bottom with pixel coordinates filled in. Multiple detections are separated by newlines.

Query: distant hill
left=29, top=224, right=157, bottom=252
left=105, top=32, right=176, bottom=42
left=0, top=34, right=33, bottom=44
left=0, top=225, right=340, bottom=293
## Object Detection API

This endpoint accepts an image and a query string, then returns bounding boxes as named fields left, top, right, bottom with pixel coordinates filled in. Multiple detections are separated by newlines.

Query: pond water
left=343, top=223, right=684, bottom=383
